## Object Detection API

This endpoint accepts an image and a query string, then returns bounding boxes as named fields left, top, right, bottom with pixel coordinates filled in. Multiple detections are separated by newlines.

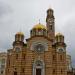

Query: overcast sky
left=0, top=0, right=75, bottom=67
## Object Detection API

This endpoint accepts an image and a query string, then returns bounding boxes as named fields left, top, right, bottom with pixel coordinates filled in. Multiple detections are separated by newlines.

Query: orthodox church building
left=5, top=8, right=70, bottom=75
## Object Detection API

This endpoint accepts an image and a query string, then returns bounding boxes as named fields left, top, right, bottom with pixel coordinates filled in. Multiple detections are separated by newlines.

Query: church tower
left=46, top=8, right=55, bottom=42
left=55, top=33, right=67, bottom=75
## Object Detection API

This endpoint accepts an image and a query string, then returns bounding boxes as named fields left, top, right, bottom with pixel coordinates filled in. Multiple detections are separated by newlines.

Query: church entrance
left=36, top=68, right=41, bottom=75
left=14, top=72, right=17, bottom=75
left=33, top=60, right=45, bottom=75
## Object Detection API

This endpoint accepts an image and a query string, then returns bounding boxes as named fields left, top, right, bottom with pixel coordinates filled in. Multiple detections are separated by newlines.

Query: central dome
left=33, top=23, right=47, bottom=30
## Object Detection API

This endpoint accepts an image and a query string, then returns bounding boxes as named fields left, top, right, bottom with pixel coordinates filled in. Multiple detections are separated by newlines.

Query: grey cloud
left=0, top=0, right=75, bottom=67
left=0, top=1, right=14, bottom=33
left=62, top=17, right=75, bottom=67
left=0, top=1, right=13, bottom=18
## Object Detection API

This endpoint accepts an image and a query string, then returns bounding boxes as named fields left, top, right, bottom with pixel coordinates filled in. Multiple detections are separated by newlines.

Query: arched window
left=43, top=29, right=46, bottom=36
left=61, top=69, right=63, bottom=74
left=8, top=59, right=10, bottom=66
left=16, top=54, right=18, bottom=59
left=53, top=55, right=56, bottom=61
left=50, top=25, right=52, bottom=30
left=38, top=29, right=42, bottom=35
left=53, top=69, right=55, bottom=74
left=23, top=54, right=25, bottom=59
left=30, top=30, right=32, bottom=36
left=33, top=29, right=36, bottom=36
left=22, top=68, right=24, bottom=73
left=35, top=60, right=43, bottom=66
left=60, top=55, right=63, bottom=61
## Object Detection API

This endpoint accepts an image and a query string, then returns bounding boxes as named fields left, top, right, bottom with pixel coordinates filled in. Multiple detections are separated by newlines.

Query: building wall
left=5, top=37, right=67, bottom=75
left=0, top=52, right=7, bottom=75
left=66, top=55, right=72, bottom=71
left=5, top=8, right=69, bottom=75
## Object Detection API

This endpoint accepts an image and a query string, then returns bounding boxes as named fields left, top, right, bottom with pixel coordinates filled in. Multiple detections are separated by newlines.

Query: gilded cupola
left=30, top=23, right=47, bottom=37
left=33, top=23, right=47, bottom=30
left=55, top=33, right=64, bottom=43
left=15, top=32, right=24, bottom=42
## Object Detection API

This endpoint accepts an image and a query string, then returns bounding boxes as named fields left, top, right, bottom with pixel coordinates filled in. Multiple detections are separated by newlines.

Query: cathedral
left=5, top=8, right=68, bottom=75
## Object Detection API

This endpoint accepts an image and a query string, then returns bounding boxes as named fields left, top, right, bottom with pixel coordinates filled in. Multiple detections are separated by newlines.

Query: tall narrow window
left=8, top=69, right=9, bottom=73
left=8, top=59, right=10, bottom=66
left=23, top=54, right=25, bottom=59
left=53, top=55, right=56, bottom=61
left=61, top=69, right=62, bottom=74
left=33, top=29, right=36, bottom=36
left=50, top=25, right=52, bottom=30
left=43, top=29, right=46, bottom=36
left=16, top=54, right=18, bottom=59
left=30, top=30, right=32, bottom=36
left=60, top=55, right=63, bottom=61
left=53, top=69, right=55, bottom=74
left=1, top=70, right=3, bottom=74
left=22, top=68, right=24, bottom=73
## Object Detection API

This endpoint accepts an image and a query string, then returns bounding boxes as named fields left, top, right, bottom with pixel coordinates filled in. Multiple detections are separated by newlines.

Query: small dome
left=16, top=32, right=24, bottom=36
left=55, top=32, right=64, bottom=37
left=47, top=7, right=53, bottom=12
left=32, top=23, right=47, bottom=30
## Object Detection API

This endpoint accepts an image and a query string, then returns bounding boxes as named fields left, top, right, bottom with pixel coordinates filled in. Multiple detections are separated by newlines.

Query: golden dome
left=33, top=23, right=47, bottom=30
left=55, top=32, right=64, bottom=36
left=16, top=32, right=24, bottom=36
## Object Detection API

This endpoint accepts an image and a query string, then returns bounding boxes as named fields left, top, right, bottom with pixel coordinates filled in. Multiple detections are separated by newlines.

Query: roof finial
left=49, top=5, right=51, bottom=9
left=19, top=25, right=22, bottom=32
left=39, top=19, right=40, bottom=24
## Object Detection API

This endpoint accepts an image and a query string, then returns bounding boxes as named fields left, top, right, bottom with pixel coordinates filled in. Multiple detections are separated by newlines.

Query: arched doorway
left=33, top=60, right=45, bottom=75
left=14, top=71, right=17, bottom=75
left=36, top=68, right=41, bottom=75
